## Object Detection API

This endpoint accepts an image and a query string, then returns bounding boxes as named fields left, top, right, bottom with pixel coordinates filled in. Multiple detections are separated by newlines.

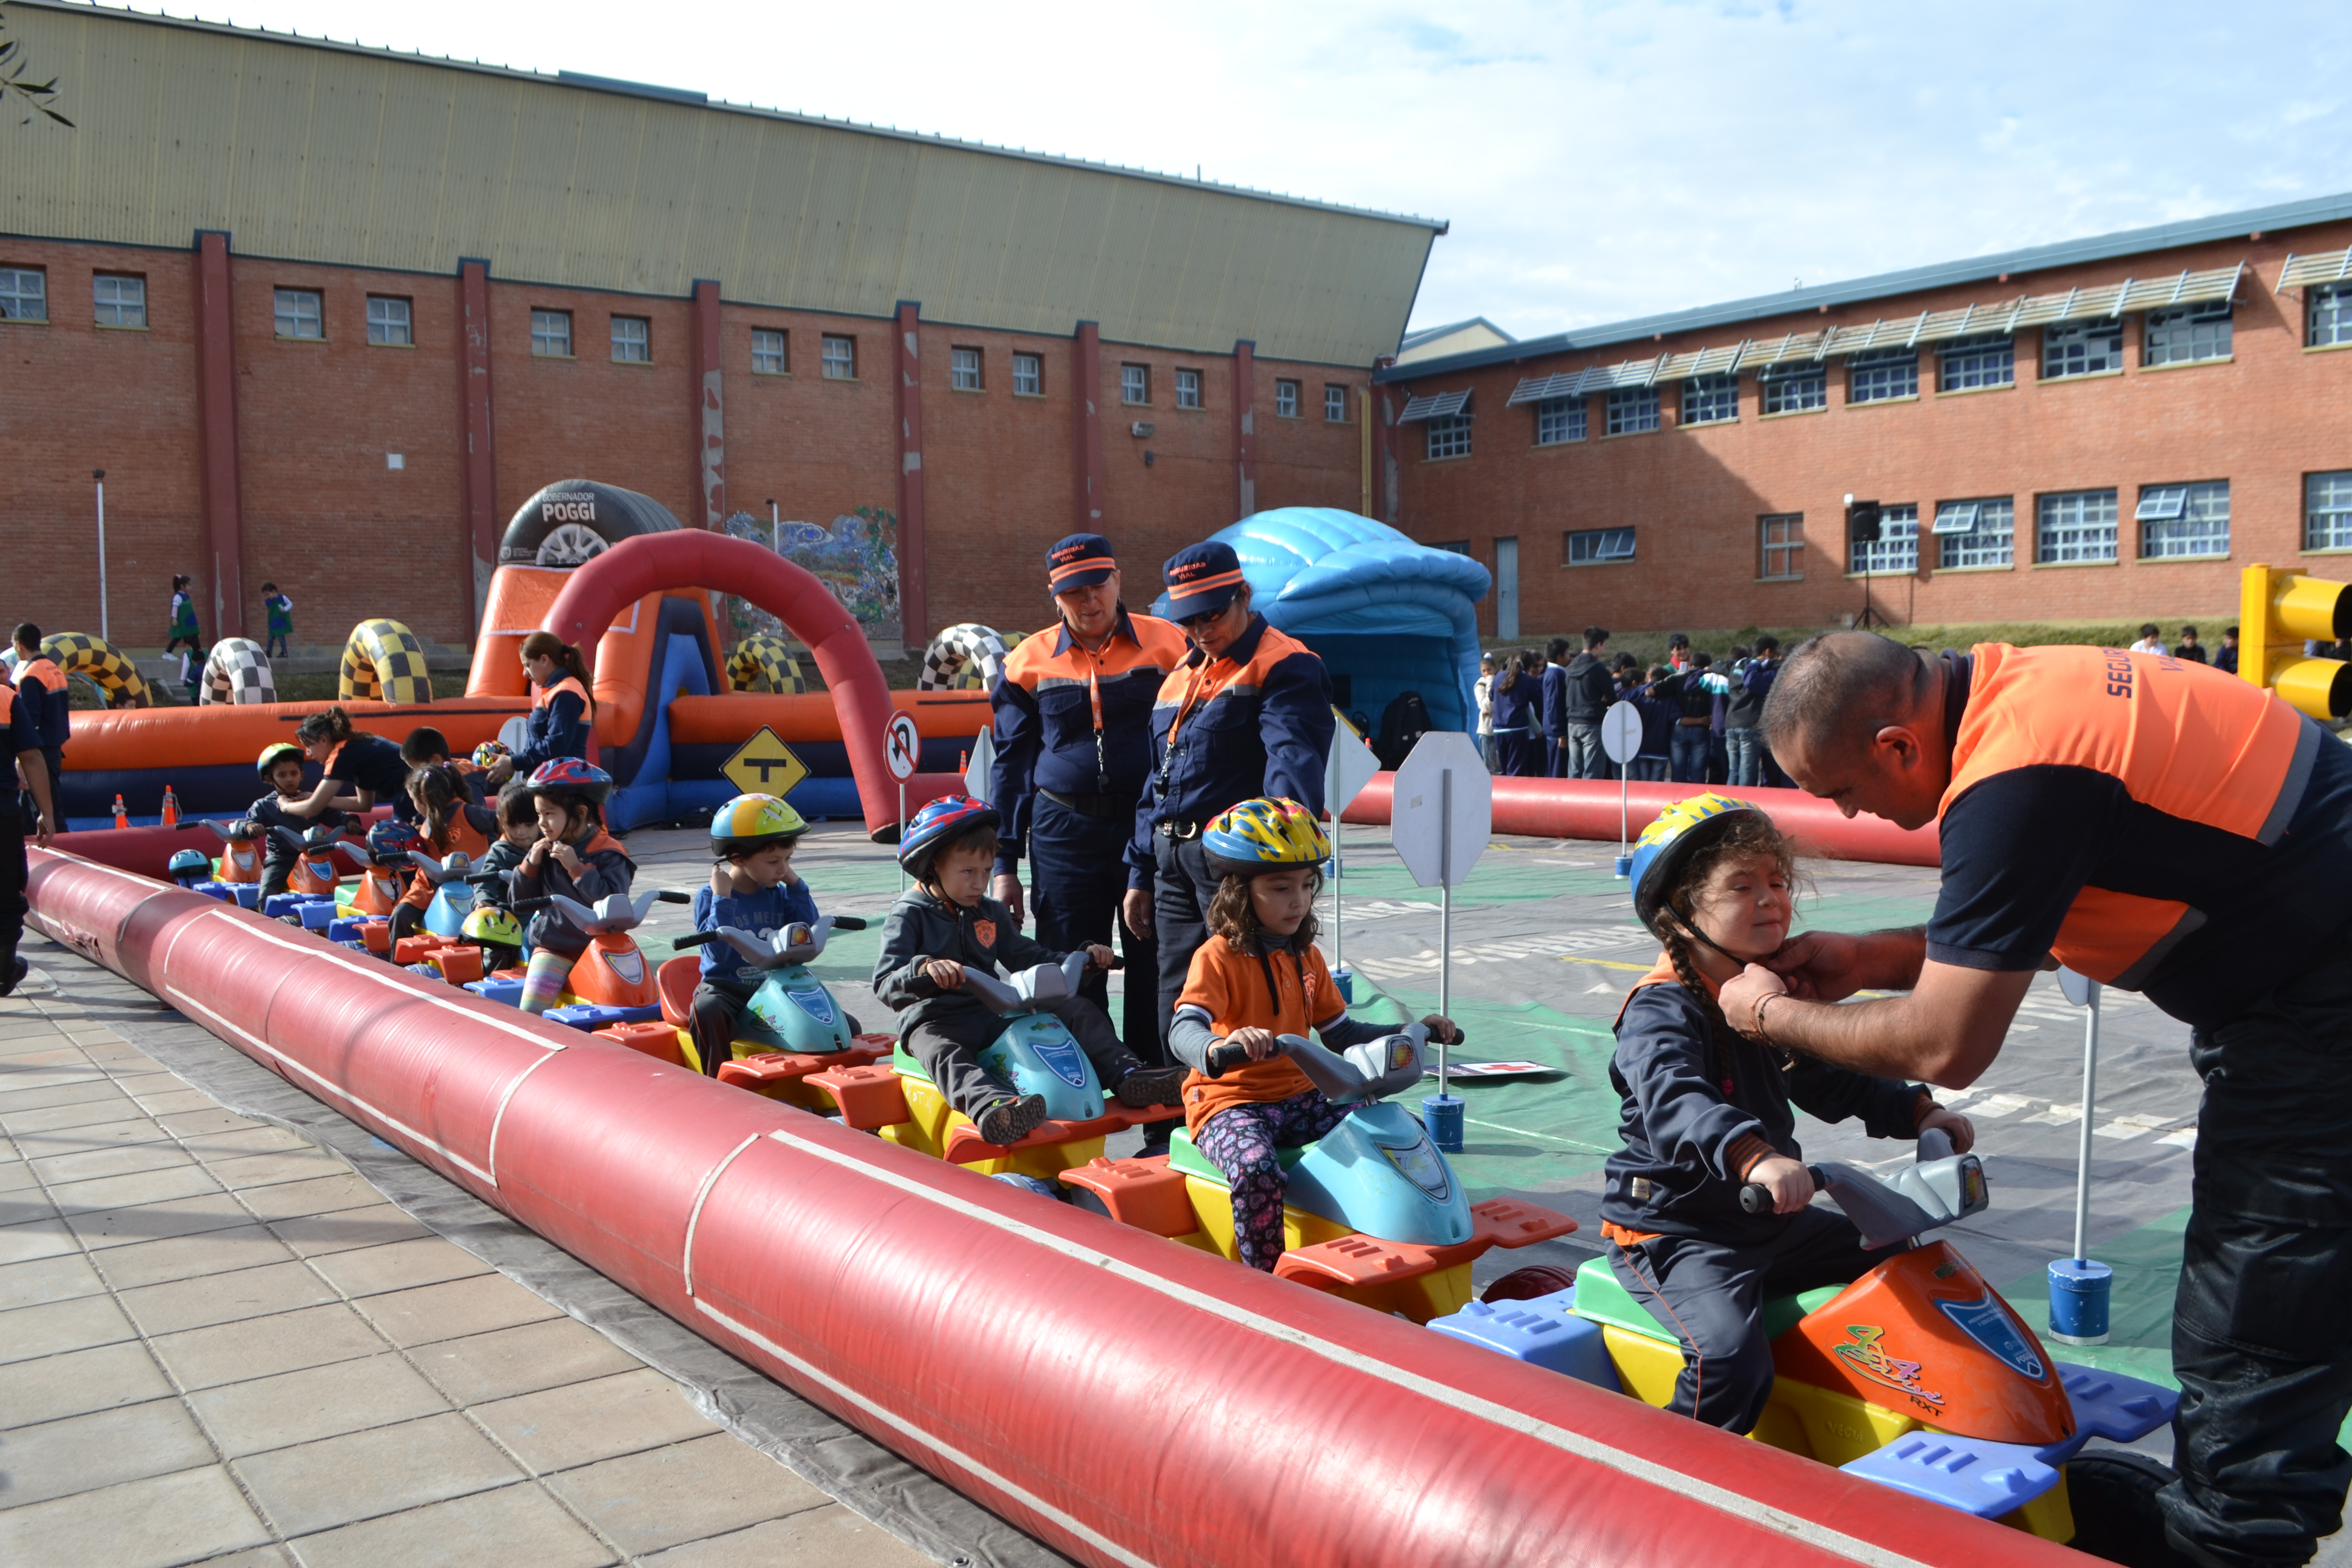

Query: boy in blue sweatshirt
left=688, top=795, right=823, bottom=1075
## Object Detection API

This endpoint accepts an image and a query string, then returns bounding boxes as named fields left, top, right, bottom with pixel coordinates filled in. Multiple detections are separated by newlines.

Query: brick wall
left=1388, top=223, right=2352, bottom=640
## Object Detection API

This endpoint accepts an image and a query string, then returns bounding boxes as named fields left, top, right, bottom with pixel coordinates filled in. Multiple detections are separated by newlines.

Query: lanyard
left=1157, top=657, right=1215, bottom=790
left=1087, top=669, right=1109, bottom=791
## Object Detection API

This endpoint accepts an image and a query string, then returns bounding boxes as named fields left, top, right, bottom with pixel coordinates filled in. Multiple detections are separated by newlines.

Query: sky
left=76, top=0, right=2352, bottom=342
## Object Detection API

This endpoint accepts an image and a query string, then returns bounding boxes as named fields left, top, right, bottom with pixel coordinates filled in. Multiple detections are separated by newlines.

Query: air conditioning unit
left=1130, top=421, right=1155, bottom=438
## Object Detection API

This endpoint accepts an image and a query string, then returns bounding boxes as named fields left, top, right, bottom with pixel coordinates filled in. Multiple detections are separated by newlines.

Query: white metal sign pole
left=898, top=780, right=908, bottom=891
left=94, top=471, right=109, bottom=645
left=2072, top=980, right=2102, bottom=1264
left=1328, top=743, right=1345, bottom=981
left=1437, top=766, right=1452, bottom=1097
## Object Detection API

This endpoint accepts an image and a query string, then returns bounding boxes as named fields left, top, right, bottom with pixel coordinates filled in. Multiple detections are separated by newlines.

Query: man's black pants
left=1028, top=792, right=1161, bottom=1061
left=2162, top=945, right=2352, bottom=1566
left=1, top=806, right=25, bottom=966
left=1149, top=834, right=1224, bottom=1058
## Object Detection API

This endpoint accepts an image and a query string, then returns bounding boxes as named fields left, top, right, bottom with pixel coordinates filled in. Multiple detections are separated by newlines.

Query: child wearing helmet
left=243, top=741, right=346, bottom=901
left=390, top=763, right=500, bottom=945
left=400, top=727, right=488, bottom=806
left=1604, top=793, right=1973, bottom=1433
left=510, top=760, right=634, bottom=1015
left=1168, top=797, right=1461, bottom=1271
left=688, top=794, right=824, bottom=1075
left=874, top=796, right=1185, bottom=1147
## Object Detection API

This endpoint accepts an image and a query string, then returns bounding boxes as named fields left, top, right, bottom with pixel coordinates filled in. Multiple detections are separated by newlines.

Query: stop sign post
left=1324, top=708, right=1383, bottom=998
left=1601, top=700, right=1643, bottom=877
left=1390, top=730, right=1491, bottom=1147
left=885, top=712, right=920, bottom=888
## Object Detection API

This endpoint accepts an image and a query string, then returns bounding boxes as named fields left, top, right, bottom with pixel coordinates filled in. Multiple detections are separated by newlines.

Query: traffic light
left=2241, top=563, right=2352, bottom=719
left=1846, top=499, right=1883, bottom=544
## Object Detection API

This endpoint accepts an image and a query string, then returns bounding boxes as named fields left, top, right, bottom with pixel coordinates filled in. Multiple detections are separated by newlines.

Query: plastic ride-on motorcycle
left=337, top=823, right=420, bottom=918
left=509, top=887, right=693, bottom=1023
left=655, top=915, right=892, bottom=1102
left=204, top=819, right=267, bottom=887
left=271, top=823, right=359, bottom=899
left=1059, top=1022, right=1577, bottom=1322
left=404, top=850, right=481, bottom=940
left=1436, top=1130, right=2178, bottom=1541
left=806, top=950, right=1182, bottom=1184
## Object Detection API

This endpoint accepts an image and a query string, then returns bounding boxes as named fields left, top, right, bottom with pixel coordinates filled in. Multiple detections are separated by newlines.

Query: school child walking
left=261, top=583, right=294, bottom=658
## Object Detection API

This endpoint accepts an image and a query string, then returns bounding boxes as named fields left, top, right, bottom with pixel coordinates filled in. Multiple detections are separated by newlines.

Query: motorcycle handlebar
left=1738, top=1165, right=1830, bottom=1215
left=830, top=916, right=868, bottom=931
left=655, top=890, right=693, bottom=905
left=671, top=932, right=725, bottom=950
left=1205, top=1041, right=1254, bottom=1079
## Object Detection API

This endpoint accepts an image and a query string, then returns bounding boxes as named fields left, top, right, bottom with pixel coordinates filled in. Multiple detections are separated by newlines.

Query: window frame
left=1849, top=504, right=1919, bottom=575
left=1564, top=526, right=1635, bottom=567
left=1273, top=378, right=1301, bottom=418
left=2309, top=284, right=2352, bottom=349
left=2138, top=480, right=2231, bottom=560
left=2036, top=489, right=2120, bottom=565
left=1759, top=513, right=1805, bottom=581
left=365, top=294, right=413, bottom=348
left=610, top=314, right=651, bottom=364
left=2306, top=471, right=2352, bottom=552
left=1424, top=412, right=1473, bottom=461
left=1679, top=373, right=1738, bottom=427
left=1605, top=385, right=1660, bottom=436
left=1120, top=363, right=1150, bottom=405
left=273, top=287, right=324, bottom=341
left=2041, top=318, right=2124, bottom=380
left=1937, top=333, right=2014, bottom=393
left=821, top=334, right=857, bottom=380
left=949, top=345, right=984, bottom=392
left=1324, top=384, right=1348, bottom=423
left=530, top=308, right=574, bottom=359
left=1759, top=362, right=1827, bottom=415
left=1847, top=347, right=1919, bottom=404
left=1011, top=352, right=1043, bottom=397
left=1174, top=367, right=1203, bottom=410
left=90, top=272, right=145, bottom=329
left=1535, top=396, right=1586, bottom=446
left=751, top=327, right=789, bottom=376
left=2143, top=301, right=2233, bottom=367
left=1935, top=496, right=2016, bottom=571
left=0, top=265, right=45, bottom=323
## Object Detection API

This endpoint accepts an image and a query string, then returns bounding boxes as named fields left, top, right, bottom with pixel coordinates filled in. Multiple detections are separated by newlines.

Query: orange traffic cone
left=160, top=786, right=180, bottom=826
left=112, top=794, right=130, bottom=829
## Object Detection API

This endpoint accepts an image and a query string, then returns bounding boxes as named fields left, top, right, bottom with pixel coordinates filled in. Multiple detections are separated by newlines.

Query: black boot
left=2068, top=1453, right=2198, bottom=1567
left=0, top=953, right=27, bottom=997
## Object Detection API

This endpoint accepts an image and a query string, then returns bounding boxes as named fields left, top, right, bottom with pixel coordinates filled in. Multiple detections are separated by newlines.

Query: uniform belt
left=1677, top=716, right=1710, bottom=726
left=1156, top=819, right=1203, bottom=840
left=1039, top=788, right=1126, bottom=821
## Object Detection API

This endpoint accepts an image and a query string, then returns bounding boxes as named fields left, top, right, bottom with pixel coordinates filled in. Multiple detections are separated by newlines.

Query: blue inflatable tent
left=1154, top=509, right=1491, bottom=738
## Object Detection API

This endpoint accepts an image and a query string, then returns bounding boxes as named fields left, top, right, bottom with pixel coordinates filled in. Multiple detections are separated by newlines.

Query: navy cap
left=1046, top=533, right=1118, bottom=592
left=1162, top=541, right=1248, bottom=621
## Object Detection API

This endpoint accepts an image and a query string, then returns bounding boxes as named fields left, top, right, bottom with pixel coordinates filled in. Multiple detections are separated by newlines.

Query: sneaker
left=1113, top=1065, right=1188, bottom=1109
left=2067, top=1452, right=2197, bottom=1567
left=974, top=1094, right=1048, bottom=1147
left=0, top=954, right=23, bottom=997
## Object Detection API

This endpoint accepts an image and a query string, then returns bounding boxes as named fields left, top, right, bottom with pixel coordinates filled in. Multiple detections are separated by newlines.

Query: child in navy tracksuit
left=245, top=743, right=346, bottom=901
left=688, top=794, right=824, bottom=1075
left=1604, top=795, right=1972, bottom=1434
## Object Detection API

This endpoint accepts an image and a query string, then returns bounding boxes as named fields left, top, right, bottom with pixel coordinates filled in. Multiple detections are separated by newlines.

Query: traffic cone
left=112, top=794, right=130, bottom=829
left=161, top=786, right=180, bottom=826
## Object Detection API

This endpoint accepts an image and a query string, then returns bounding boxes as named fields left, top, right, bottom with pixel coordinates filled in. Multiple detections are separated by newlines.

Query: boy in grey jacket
left=875, top=797, right=1185, bottom=1147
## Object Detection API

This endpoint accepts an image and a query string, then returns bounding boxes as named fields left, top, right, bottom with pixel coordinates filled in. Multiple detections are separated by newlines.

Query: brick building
left=1374, top=195, right=2352, bottom=640
left=1, top=1, right=1439, bottom=651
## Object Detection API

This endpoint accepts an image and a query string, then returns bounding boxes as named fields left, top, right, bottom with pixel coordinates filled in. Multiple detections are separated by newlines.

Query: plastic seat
left=656, top=955, right=699, bottom=1031
left=1164, top=1125, right=1309, bottom=1186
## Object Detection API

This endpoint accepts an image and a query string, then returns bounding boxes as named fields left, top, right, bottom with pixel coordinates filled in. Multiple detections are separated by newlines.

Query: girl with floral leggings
left=1165, top=798, right=1458, bottom=1271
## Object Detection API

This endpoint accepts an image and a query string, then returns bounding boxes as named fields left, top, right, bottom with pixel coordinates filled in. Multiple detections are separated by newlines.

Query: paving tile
left=0, top=1157, right=41, bottom=1194
left=156, top=1106, right=265, bottom=1138
left=0, top=1338, right=174, bottom=1428
left=118, top=1258, right=338, bottom=1335
left=31, top=1137, right=195, bottom=1186
left=0, top=1289, right=138, bottom=1364
left=0, top=1247, right=108, bottom=1309
left=152, top=1302, right=385, bottom=1390
left=43, top=1160, right=222, bottom=1217
left=128, top=1088, right=219, bottom=1117
left=231, top=1411, right=524, bottom=1535
left=179, top=1549, right=296, bottom=1568
left=233, top=1170, right=385, bottom=1221
left=0, top=1463, right=272, bottom=1568
left=474, top=1368, right=717, bottom=1474
left=178, top=1124, right=310, bottom=1159
left=69, top=1188, right=254, bottom=1248
left=267, top=1202, right=430, bottom=1259
left=112, top=1070, right=185, bottom=1096
left=0, top=1082, right=136, bottom=1126
left=0, top=1397, right=216, bottom=1507
left=0, top=1213, right=77, bottom=1268
left=188, top=1351, right=450, bottom=1458
left=81, top=1047, right=162, bottom=1074
left=10, top=1113, right=172, bottom=1156
left=638, top=1505, right=935, bottom=1568
left=207, top=1148, right=350, bottom=1190
left=544, top=1433, right=825, bottom=1557
left=94, top=1223, right=297, bottom=1290
left=310, top=1235, right=490, bottom=1298
left=358, top=1272, right=562, bottom=1348
left=414, top=1316, right=641, bottom=1407
left=290, top=1479, right=617, bottom=1568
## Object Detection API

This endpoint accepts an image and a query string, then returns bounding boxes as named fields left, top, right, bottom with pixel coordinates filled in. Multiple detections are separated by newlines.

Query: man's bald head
left=1761, top=632, right=1930, bottom=763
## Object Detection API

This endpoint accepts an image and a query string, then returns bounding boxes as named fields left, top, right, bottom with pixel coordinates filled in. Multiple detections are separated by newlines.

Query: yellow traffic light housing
left=2242, top=563, right=2352, bottom=720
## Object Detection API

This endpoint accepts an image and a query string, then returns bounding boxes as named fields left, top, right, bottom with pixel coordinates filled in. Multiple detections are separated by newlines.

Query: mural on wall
left=720, top=506, right=902, bottom=648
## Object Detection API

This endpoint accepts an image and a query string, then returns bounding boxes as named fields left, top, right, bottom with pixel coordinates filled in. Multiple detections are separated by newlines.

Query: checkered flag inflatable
left=338, top=619, right=434, bottom=705
left=41, top=632, right=154, bottom=708
left=200, top=638, right=277, bottom=705
left=727, top=634, right=807, bottom=695
left=917, top=624, right=1014, bottom=691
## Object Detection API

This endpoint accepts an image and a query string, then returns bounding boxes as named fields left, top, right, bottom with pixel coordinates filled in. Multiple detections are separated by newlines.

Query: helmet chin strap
left=1665, top=904, right=1751, bottom=969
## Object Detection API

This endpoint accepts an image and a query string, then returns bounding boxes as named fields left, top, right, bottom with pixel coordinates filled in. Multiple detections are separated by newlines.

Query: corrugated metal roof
left=1383, top=190, right=2352, bottom=382
left=6, top=1, right=1443, bottom=365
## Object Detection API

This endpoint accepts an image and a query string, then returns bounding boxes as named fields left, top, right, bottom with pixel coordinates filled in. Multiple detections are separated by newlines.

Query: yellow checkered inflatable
left=42, top=632, right=154, bottom=708
left=727, top=635, right=806, bottom=695
left=339, top=619, right=434, bottom=705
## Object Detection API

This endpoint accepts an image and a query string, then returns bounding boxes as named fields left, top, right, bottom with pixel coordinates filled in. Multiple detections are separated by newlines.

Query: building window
left=1848, top=348, right=1917, bottom=403
left=274, top=288, right=323, bottom=339
left=1565, top=527, right=1635, bottom=566
left=1274, top=379, right=1300, bottom=418
left=1680, top=373, right=1738, bottom=426
left=822, top=334, right=855, bottom=379
left=2145, top=301, right=2232, bottom=366
left=1121, top=363, right=1149, bottom=404
left=950, top=346, right=983, bottom=391
left=0, top=266, right=45, bottom=322
left=611, top=315, right=650, bottom=362
left=1324, top=384, right=1348, bottom=422
left=1939, top=333, right=2013, bottom=391
left=1535, top=397, right=1586, bottom=445
left=531, top=309, right=573, bottom=357
left=1759, top=363, right=1826, bottom=414
left=751, top=328, right=788, bottom=375
left=1425, top=413, right=1473, bottom=460
left=2037, top=489, right=2119, bottom=564
left=1605, top=385, right=1659, bottom=435
left=366, top=295, right=412, bottom=347
left=1759, top=515, right=1804, bottom=580
left=2138, top=481, right=2231, bottom=559
left=2308, top=472, right=2352, bottom=551
left=1935, top=497, right=2016, bottom=571
left=2309, top=285, right=2352, bottom=349
left=92, top=273, right=145, bottom=328
left=1850, top=504, right=1919, bottom=574
left=2043, top=318, right=2123, bottom=379
left=1174, top=368, right=1202, bottom=409
left=1011, top=352, right=1042, bottom=396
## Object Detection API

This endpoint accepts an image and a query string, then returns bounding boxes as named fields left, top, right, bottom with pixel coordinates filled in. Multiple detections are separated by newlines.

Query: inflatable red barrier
left=538, top=533, right=962, bottom=840
left=1343, top=774, right=1940, bottom=867
left=50, top=806, right=394, bottom=883
left=23, top=847, right=2068, bottom=1568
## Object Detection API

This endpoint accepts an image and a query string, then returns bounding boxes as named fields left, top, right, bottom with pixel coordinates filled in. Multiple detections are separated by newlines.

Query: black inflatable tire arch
left=500, top=479, right=682, bottom=567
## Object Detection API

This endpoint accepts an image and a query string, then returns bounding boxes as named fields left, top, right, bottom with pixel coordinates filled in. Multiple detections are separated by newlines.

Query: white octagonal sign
left=1390, top=730, right=1491, bottom=890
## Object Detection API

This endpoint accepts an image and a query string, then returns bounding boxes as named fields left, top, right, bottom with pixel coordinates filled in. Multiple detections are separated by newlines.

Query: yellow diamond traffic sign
left=721, top=726, right=810, bottom=797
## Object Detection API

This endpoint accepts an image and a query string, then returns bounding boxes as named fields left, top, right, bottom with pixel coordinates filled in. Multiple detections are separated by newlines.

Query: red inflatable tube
left=25, top=849, right=2070, bottom=1568
left=50, top=807, right=393, bottom=884
left=1342, top=774, right=1940, bottom=867
left=538, top=533, right=962, bottom=840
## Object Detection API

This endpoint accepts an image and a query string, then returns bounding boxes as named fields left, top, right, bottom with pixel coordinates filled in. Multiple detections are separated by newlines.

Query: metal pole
left=2072, top=982, right=2102, bottom=1264
left=898, top=780, right=908, bottom=891
left=1437, top=767, right=1452, bottom=1096
left=1619, top=757, right=1629, bottom=860
left=94, top=471, right=109, bottom=644
left=1328, top=744, right=1343, bottom=980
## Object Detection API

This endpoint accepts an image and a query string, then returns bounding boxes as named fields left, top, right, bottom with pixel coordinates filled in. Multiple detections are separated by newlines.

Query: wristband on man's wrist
left=1751, top=991, right=1782, bottom=1045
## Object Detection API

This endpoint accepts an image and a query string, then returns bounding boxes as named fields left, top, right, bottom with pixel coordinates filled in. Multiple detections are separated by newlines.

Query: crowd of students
left=1475, top=629, right=1791, bottom=787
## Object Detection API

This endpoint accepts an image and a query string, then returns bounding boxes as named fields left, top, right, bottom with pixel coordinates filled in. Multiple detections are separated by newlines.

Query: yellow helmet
left=1203, top=797, right=1330, bottom=878
left=256, top=741, right=303, bottom=778
left=1631, top=792, right=1770, bottom=926
left=711, top=793, right=807, bottom=858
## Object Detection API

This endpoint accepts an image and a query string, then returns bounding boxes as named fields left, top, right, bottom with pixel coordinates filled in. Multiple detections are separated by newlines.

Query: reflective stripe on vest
left=1944, top=643, right=2320, bottom=987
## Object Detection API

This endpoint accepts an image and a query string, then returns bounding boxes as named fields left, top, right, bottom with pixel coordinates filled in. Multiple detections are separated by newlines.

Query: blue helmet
left=1629, top=792, right=1769, bottom=927
left=366, top=820, right=425, bottom=867
left=897, top=795, right=999, bottom=879
left=167, top=847, right=211, bottom=886
left=525, top=757, right=612, bottom=804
